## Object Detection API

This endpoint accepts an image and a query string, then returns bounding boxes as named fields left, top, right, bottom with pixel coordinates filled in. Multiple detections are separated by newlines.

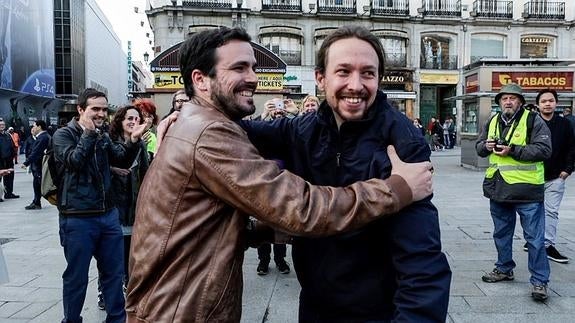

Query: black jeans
left=257, top=243, right=286, bottom=263
left=0, top=157, right=14, bottom=196
left=32, top=167, right=42, bottom=205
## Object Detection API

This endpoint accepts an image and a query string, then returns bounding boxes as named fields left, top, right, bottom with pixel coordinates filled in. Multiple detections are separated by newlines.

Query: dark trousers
left=0, top=157, right=14, bottom=195
left=31, top=168, right=41, bottom=205
left=59, top=208, right=126, bottom=323
left=257, top=243, right=286, bottom=263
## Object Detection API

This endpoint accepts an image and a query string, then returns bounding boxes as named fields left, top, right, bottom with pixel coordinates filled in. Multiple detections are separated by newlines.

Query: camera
left=492, top=138, right=507, bottom=152
left=274, top=99, right=284, bottom=110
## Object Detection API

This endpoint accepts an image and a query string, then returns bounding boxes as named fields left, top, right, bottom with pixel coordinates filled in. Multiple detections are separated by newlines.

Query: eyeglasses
left=175, top=99, right=189, bottom=104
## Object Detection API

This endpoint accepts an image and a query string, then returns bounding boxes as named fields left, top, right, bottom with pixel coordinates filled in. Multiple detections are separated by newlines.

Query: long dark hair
left=109, top=106, right=144, bottom=141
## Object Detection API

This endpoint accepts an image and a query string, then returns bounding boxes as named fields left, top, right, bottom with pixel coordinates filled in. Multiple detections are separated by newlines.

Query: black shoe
left=0, top=198, right=3, bottom=202
left=97, top=292, right=105, bottom=310
left=482, top=268, right=514, bottom=283
left=546, top=245, right=569, bottom=263
left=532, top=284, right=548, bottom=301
left=276, top=259, right=291, bottom=274
left=523, top=243, right=528, bottom=252
left=257, top=261, right=269, bottom=276
left=4, top=193, right=19, bottom=199
left=25, top=203, right=42, bottom=210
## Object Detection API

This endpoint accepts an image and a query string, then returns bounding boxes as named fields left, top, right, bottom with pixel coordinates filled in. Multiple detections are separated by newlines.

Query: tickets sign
left=257, top=73, right=283, bottom=91
left=153, top=73, right=184, bottom=89
left=492, top=72, right=574, bottom=91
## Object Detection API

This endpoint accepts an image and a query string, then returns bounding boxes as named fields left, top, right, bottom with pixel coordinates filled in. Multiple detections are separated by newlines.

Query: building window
left=380, top=37, right=407, bottom=67
left=471, top=33, right=505, bottom=63
left=420, top=34, right=457, bottom=70
left=520, top=35, right=556, bottom=58
left=260, top=34, right=302, bottom=66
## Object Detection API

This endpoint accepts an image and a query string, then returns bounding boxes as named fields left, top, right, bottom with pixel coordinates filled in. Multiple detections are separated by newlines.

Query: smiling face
left=315, top=37, right=379, bottom=127
left=78, top=96, right=108, bottom=128
left=207, top=40, right=258, bottom=120
left=122, top=108, right=141, bottom=136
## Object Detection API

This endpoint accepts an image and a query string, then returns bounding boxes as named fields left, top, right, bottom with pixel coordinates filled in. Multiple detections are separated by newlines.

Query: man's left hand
left=559, top=171, right=570, bottom=180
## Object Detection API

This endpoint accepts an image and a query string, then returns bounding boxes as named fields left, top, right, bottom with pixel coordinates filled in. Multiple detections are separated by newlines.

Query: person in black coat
left=22, top=120, right=51, bottom=209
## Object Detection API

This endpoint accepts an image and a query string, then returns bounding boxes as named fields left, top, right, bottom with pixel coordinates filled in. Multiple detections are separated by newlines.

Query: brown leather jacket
left=126, top=103, right=413, bottom=323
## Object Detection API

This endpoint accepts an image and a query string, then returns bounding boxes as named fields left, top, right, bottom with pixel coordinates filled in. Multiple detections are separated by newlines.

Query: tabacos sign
left=493, top=72, right=574, bottom=91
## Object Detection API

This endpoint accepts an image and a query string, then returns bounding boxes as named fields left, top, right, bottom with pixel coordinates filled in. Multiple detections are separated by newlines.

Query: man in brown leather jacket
left=126, top=27, right=433, bottom=323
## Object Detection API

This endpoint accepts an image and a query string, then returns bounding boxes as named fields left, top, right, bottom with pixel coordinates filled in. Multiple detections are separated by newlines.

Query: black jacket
left=24, top=131, right=51, bottom=172
left=543, top=115, right=575, bottom=181
left=53, top=118, right=136, bottom=216
left=241, top=91, right=451, bottom=323
left=0, top=131, right=15, bottom=159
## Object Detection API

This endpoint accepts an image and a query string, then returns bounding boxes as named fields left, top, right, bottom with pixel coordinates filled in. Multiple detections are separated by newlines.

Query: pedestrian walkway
left=1, top=148, right=574, bottom=322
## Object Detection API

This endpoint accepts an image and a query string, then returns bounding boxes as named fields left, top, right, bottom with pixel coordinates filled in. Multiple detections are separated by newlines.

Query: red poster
left=465, top=74, right=479, bottom=93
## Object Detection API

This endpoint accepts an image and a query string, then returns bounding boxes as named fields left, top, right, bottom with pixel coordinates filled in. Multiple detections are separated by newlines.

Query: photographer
left=260, top=98, right=299, bottom=121
left=475, top=83, right=552, bottom=301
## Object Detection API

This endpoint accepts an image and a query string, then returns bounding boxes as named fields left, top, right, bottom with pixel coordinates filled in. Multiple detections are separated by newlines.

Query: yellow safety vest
left=485, top=112, right=544, bottom=185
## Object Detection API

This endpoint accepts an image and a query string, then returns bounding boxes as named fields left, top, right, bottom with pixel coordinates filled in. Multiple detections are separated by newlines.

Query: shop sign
left=258, top=73, right=284, bottom=90
left=492, top=72, right=574, bottom=91
left=153, top=73, right=184, bottom=89
left=521, top=37, right=552, bottom=43
left=381, top=71, right=412, bottom=84
left=420, top=73, right=459, bottom=84
left=465, top=74, right=479, bottom=93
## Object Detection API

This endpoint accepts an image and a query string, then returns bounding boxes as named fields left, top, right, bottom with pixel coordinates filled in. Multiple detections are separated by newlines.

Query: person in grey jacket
left=476, top=83, right=552, bottom=301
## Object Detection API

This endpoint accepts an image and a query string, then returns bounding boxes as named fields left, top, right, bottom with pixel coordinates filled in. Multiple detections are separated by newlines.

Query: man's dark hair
left=316, top=25, right=385, bottom=82
left=78, top=88, right=107, bottom=110
left=35, top=120, right=47, bottom=131
left=179, top=27, right=251, bottom=98
left=536, top=88, right=558, bottom=104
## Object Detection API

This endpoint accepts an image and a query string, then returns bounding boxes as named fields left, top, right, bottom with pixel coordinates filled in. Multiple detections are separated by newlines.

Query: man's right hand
left=156, top=111, right=179, bottom=150
left=388, top=145, right=433, bottom=201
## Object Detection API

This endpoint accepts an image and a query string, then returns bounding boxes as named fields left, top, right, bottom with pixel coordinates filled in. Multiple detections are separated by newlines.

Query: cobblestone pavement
left=1, top=148, right=574, bottom=322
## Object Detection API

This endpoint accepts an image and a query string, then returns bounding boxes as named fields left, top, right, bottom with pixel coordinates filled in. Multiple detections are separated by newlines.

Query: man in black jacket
left=536, top=89, right=575, bottom=263
left=53, top=88, right=145, bottom=323
left=240, top=26, right=451, bottom=323
left=0, top=118, right=19, bottom=201
left=22, top=120, right=51, bottom=210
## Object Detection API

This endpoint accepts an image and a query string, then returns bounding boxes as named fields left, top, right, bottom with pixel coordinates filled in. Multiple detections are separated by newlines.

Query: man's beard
left=210, top=81, right=255, bottom=120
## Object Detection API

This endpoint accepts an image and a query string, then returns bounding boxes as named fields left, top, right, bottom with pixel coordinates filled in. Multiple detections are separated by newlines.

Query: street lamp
left=143, top=52, right=149, bottom=63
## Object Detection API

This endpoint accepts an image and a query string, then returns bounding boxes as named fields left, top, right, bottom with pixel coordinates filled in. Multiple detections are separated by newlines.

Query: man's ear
left=192, top=69, right=209, bottom=92
left=315, top=70, right=325, bottom=92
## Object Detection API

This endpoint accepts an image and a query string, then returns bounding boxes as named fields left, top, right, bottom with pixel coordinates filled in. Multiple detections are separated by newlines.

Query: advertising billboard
left=0, top=0, right=55, bottom=98
left=492, top=72, right=574, bottom=91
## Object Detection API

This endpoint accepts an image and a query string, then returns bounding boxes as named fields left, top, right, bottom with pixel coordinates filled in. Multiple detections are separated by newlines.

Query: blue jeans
left=59, top=208, right=126, bottom=323
left=489, top=201, right=550, bottom=286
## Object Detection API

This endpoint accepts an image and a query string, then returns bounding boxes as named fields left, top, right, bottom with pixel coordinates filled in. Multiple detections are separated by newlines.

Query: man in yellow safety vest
left=475, top=83, right=552, bottom=302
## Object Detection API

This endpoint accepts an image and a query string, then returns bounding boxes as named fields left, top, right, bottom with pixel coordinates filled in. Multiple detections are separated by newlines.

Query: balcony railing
left=523, top=1, right=565, bottom=20
left=386, top=52, right=407, bottom=67
left=317, top=0, right=356, bottom=14
left=471, top=0, right=512, bottom=19
left=371, top=0, right=409, bottom=16
left=182, top=0, right=232, bottom=8
left=261, top=0, right=302, bottom=12
left=420, top=55, right=458, bottom=70
left=278, top=50, right=302, bottom=65
left=420, top=0, right=461, bottom=17
left=470, top=55, right=508, bottom=63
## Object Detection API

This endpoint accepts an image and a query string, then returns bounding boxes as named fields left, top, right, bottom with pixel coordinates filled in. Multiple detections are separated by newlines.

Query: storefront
left=454, top=60, right=575, bottom=168
left=418, top=71, right=459, bottom=128
left=381, top=70, right=416, bottom=117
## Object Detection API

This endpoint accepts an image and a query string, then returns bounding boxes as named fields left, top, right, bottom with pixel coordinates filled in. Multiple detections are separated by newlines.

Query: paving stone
left=10, top=302, right=58, bottom=319
left=0, top=302, right=30, bottom=318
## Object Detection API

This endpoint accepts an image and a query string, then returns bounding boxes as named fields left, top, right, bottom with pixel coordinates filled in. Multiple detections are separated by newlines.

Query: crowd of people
left=0, top=25, right=574, bottom=323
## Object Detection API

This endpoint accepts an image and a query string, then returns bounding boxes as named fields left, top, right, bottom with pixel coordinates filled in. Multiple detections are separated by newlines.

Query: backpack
left=41, top=139, right=61, bottom=205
